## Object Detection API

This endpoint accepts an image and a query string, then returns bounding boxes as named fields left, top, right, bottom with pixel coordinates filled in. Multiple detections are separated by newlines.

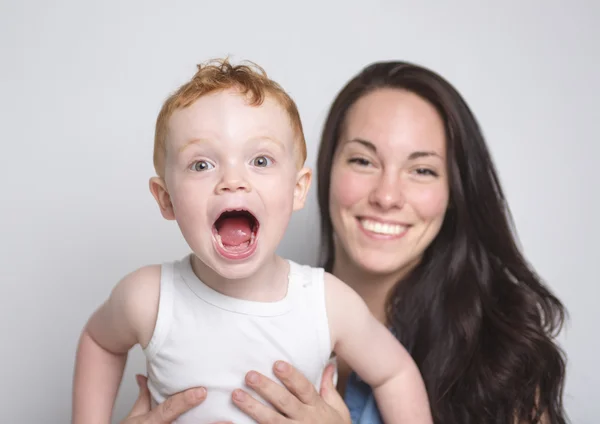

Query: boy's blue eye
left=192, top=161, right=213, bottom=172
left=253, top=156, right=272, bottom=167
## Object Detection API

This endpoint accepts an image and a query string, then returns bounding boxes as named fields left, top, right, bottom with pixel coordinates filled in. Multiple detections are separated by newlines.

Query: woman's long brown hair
left=317, top=61, right=568, bottom=424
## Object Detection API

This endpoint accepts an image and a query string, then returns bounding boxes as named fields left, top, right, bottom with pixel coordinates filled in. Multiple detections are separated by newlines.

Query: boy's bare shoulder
left=85, top=264, right=163, bottom=353
left=323, top=271, right=363, bottom=304
left=116, top=264, right=162, bottom=294
left=110, top=264, right=162, bottom=347
left=322, top=271, right=371, bottom=347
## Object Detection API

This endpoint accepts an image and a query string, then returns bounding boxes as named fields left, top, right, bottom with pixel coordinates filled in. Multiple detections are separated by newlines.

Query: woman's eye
left=414, top=168, right=438, bottom=177
left=191, top=160, right=213, bottom=172
left=252, top=156, right=272, bottom=167
left=348, top=157, right=371, bottom=167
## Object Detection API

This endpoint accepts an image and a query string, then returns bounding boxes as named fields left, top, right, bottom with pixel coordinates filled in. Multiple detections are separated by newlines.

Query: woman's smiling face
left=329, top=88, right=450, bottom=276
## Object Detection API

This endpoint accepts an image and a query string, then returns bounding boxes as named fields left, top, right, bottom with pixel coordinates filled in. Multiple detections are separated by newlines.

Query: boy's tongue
left=217, top=216, right=252, bottom=246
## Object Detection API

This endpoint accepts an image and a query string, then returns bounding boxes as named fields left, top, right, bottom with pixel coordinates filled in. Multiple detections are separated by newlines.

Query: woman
left=123, top=61, right=568, bottom=424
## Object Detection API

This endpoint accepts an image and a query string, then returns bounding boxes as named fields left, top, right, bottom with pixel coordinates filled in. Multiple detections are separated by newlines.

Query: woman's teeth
left=360, top=219, right=406, bottom=235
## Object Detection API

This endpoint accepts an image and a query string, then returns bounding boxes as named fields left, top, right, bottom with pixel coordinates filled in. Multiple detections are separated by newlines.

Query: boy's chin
left=209, top=259, right=264, bottom=280
left=203, top=244, right=267, bottom=278
left=191, top=237, right=280, bottom=280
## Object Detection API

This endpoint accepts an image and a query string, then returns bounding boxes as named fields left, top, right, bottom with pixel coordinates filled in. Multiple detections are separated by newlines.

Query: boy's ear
left=149, top=176, right=175, bottom=220
left=293, top=167, right=312, bottom=211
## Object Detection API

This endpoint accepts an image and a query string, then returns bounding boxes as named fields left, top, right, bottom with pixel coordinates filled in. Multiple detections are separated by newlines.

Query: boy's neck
left=190, top=254, right=290, bottom=302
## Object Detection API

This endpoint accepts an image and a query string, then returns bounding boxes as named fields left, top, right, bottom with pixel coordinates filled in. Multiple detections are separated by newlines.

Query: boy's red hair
left=153, top=58, right=307, bottom=178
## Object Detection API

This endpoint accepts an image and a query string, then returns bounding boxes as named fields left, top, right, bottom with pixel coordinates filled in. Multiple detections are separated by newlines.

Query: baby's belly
left=145, top=312, right=330, bottom=422
left=150, top=386, right=262, bottom=424
left=147, top=356, right=326, bottom=424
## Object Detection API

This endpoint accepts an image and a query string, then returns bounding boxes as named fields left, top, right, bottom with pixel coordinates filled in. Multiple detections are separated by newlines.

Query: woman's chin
left=351, top=249, right=419, bottom=278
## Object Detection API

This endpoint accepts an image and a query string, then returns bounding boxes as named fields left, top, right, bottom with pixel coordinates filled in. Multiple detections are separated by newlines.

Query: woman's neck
left=331, top=251, right=410, bottom=325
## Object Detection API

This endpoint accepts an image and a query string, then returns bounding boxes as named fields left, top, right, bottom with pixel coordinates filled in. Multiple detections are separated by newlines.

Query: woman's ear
left=292, top=167, right=312, bottom=211
left=149, top=177, right=175, bottom=220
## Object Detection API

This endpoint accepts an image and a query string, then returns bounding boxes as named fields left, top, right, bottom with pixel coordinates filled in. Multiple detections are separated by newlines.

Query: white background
left=1, top=1, right=598, bottom=422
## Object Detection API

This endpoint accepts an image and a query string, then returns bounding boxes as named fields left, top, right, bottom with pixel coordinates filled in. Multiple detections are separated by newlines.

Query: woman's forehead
left=341, top=88, right=446, bottom=156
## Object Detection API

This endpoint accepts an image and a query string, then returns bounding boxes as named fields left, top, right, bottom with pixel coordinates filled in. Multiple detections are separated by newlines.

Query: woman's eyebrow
left=348, top=138, right=442, bottom=160
left=347, top=138, right=377, bottom=152
left=407, top=150, right=441, bottom=160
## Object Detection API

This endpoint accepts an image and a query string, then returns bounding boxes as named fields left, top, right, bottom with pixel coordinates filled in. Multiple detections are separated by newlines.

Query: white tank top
left=143, top=254, right=333, bottom=424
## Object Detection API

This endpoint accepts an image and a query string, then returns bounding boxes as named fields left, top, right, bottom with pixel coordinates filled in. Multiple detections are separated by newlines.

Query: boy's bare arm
left=324, top=273, right=433, bottom=424
left=72, top=265, right=161, bottom=424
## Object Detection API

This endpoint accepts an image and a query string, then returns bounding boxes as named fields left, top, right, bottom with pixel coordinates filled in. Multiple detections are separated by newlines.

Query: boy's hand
left=122, top=375, right=231, bottom=424
left=232, top=361, right=351, bottom=424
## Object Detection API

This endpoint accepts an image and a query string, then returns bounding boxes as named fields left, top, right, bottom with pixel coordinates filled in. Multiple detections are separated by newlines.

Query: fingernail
left=193, top=387, right=206, bottom=401
left=233, top=389, right=246, bottom=402
left=247, top=371, right=259, bottom=385
left=275, top=361, right=288, bottom=372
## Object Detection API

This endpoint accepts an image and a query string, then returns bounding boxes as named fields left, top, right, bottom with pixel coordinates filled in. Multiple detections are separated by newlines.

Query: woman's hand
left=232, top=361, right=351, bottom=424
left=121, top=375, right=232, bottom=424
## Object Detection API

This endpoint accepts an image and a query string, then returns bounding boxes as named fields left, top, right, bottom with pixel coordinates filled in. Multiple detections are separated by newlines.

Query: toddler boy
left=72, top=58, right=432, bottom=424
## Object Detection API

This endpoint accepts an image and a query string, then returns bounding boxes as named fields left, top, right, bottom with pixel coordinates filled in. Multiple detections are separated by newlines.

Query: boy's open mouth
left=212, top=209, right=259, bottom=259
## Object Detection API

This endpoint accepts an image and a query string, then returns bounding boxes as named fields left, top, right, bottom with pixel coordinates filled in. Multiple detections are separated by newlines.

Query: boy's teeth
left=360, top=219, right=406, bottom=235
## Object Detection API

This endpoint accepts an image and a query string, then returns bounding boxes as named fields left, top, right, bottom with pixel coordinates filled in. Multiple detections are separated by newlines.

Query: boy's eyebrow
left=250, top=136, right=285, bottom=150
left=179, top=138, right=209, bottom=152
left=178, top=136, right=286, bottom=152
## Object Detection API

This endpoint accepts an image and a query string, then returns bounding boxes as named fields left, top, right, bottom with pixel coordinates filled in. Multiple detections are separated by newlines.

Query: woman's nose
left=368, top=174, right=404, bottom=210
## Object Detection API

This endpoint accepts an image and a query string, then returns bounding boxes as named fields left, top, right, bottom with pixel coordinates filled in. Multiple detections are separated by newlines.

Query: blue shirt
left=344, top=372, right=383, bottom=424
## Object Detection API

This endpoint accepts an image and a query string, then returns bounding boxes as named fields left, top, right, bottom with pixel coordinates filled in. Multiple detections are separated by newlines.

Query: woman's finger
left=231, top=389, right=285, bottom=424
left=272, top=360, right=319, bottom=405
left=319, top=364, right=351, bottom=423
left=149, top=386, right=207, bottom=424
left=243, top=370, right=303, bottom=418
left=125, top=375, right=152, bottom=419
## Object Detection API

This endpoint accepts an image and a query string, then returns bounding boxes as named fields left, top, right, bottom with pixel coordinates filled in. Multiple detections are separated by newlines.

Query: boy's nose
left=215, top=170, right=251, bottom=194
